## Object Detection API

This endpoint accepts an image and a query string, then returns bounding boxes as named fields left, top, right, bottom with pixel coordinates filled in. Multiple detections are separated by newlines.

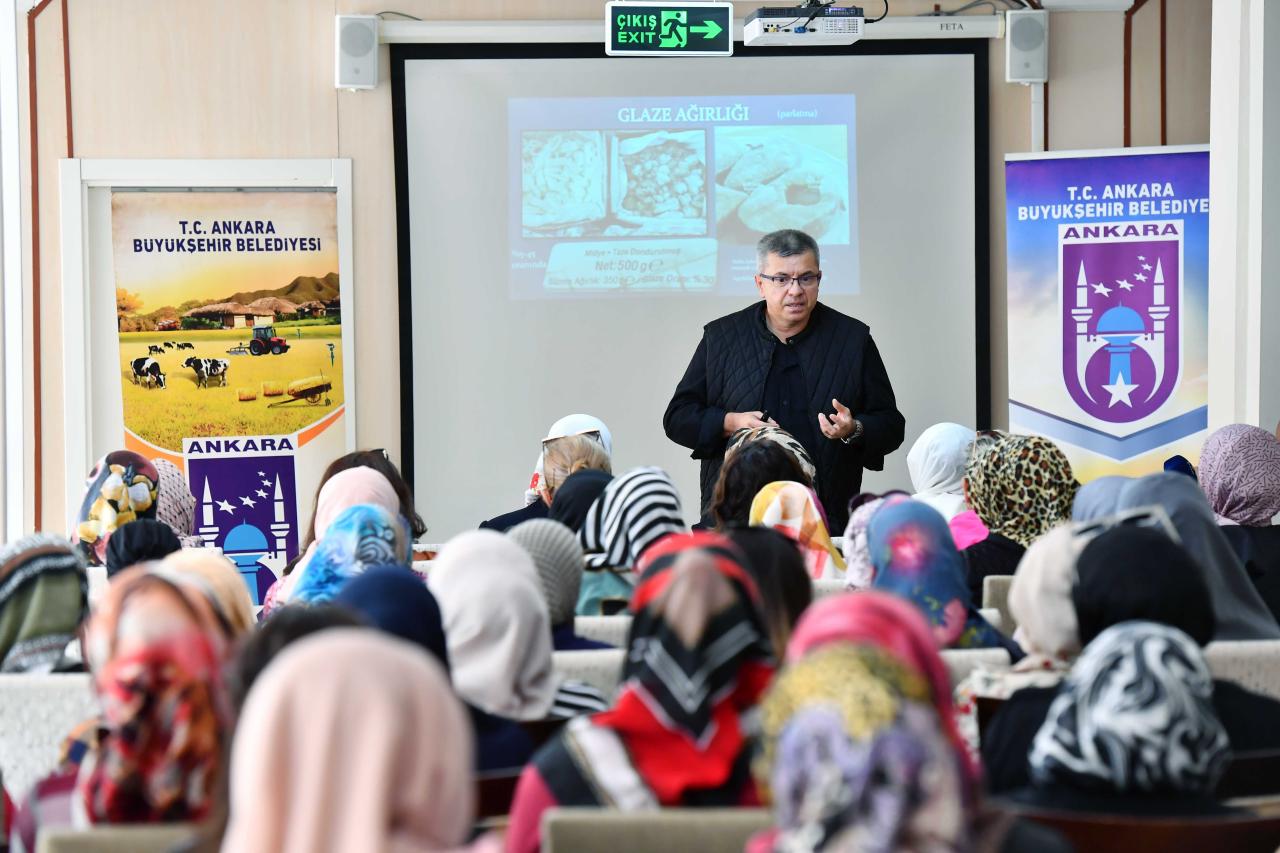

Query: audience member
left=505, top=534, right=773, bottom=853
left=431, top=530, right=606, bottom=720
left=724, top=526, right=813, bottom=656
left=73, top=451, right=160, bottom=567
left=533, top=434, right=611, bottom=507
left=954, top=523, right=1091, bottom=749
left=0, top=534, right=87, bottom=673
left=839, top=491, right=907, bottom=590
left=725, top=425, right=818, bottom=483
left=709, top=438, right=811, bottom=530
left=983, top=524, right=1280, bottom=793
left=1069, top=475, right=1129, bottom=522
left=1016, top=622, right=1231, bottom=816
left=749, top=481, right=845, bottom=579
left=961, top=434, right=1077, bottom=601
left=578, top=466, right=684, bottom=615
left=296, top=449, right=427, bottom=551
left=335, top=566, right=536, bottom=771
left=481, top=414, right=612, bottom=532
left=546, top=468, right=612, bottom=533
left=152, top=458, right=200, bottom=546
left=1163, top=453, right=1198, bottom=480
left=868, top=500, right=1021, bottom=658
left=103, top=518, right=180, bottom=577
left=289, top=504, right=409, bottom=605
left=907, top=422, right=975, bottom=520
left=160, top=548, right=256, bottom=637
left=508, top=519, right=610, bottom=651
left=220, top=630, right=493, bottom=853
left=1199, top=423, right=1280, bottom=623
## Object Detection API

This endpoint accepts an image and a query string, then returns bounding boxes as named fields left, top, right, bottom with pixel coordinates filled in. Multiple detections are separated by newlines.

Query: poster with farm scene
left=111, top=191, right=343, bottom=454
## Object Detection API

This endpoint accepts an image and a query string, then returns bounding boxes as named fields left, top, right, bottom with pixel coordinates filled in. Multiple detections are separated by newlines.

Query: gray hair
left=756, top=230, right=820, bottom=273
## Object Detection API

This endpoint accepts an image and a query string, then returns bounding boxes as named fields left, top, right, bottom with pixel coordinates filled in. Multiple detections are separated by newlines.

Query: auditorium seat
left=35, top=824, right=196, bottom=853
left=941, top=648, right=1010, bottom=687
left=542, top=808, right=772, bottom=853
left=0, top=674, right=98, bottom=797
left=978, top=607, right=1008, bottom=636
left=551, top=649, right=626, bottom=698
left=982, top=575, right=1014, bottom=631
left=574, top=616, right=630, bottom=648
left=1205, top=641, right=1280, bottom=702
left=812, top=579, right=847, bottom=600
left=999, top=804, right=1280, bottom=853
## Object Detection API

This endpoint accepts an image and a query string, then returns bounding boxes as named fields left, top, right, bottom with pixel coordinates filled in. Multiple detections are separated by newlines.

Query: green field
left=120, top=325, right=344, bottom=451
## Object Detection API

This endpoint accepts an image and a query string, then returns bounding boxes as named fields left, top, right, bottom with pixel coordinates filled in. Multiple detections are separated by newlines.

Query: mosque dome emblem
left=223, top=522, right=269, bottom=554
left=1096, top=305, right=1144, bottom=338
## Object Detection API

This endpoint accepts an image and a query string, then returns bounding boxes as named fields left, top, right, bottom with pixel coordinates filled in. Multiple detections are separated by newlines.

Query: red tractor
left=248, top=325, right=290, bottom=356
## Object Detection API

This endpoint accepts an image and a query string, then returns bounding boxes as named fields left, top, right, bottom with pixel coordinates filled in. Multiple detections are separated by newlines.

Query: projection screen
left=393, top=42, right=989, bottom=538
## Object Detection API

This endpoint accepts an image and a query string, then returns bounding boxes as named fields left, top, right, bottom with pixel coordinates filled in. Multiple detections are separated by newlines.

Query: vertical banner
left=111, top=191, right=347, bottom=598
left=1005, top=147, right=1209, bottom=481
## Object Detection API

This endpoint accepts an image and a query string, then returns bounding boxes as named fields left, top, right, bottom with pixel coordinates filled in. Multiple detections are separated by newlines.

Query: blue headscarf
left=1163, top=455, right=1198, bottom=481
left=335, top=565, right=449, bottom=669
left=1071, top=476, right=1131, bottom=522
left=291, top=504, right=409, bottom=604
left=869, top=500, right=1020, bottom=656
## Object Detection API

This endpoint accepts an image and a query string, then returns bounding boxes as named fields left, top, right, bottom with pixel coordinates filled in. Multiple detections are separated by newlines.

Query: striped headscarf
left=0, top=534, right=88, bottom=672
left=965, top=434, right=1077, bottom=548
left=580, top=467, right=684, bottom=570
left=1198, top=423, right=1280, bottom=526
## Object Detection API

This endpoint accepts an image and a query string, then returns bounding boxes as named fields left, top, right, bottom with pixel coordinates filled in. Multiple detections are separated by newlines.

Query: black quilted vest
left=699, top=302, right=879, bottom=523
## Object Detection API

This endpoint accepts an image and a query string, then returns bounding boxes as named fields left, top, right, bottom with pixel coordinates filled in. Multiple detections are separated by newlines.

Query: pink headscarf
left=221, top=629, right=475, bottom=853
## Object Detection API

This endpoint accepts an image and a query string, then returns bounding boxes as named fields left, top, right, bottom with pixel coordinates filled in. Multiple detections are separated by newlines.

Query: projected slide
left=508, top=95, right=858, bottom=298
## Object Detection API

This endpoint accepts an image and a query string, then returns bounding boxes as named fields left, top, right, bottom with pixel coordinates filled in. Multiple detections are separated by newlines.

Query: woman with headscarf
left=335, top=566, right=536, bottom=772
left=982, top=523, right=1280, bottom=794
left=725, top=425, right=818, bottom=484
left=1070, top=475, right=1130, bottom=522
left=103, top=519, right=181, bottom=578
left=868, top=500, right=1020, bottom=658
left=961, top=435, right=1077, bottom=602
left=152, top=458, right=200, bottom=546
left=480, top=414, right=613, bottom=532
left=288, top=504, right=409, bottom=606
left=709, top=438, right=813, bottom=531
left=505, top=533, right=775, bottom=853
left=0, top=534, right=88, bottom=673
left=547, top=468, right=613, bottom=534
left=431, top=530, right=606, bottom=721
left=12, top=568, right=231, bottom=852
left=724, top=527, right=813, bottom=659
left=1015, top=621, right=1232, bottom=815
left=577, top=466, right=685, bottom=615
left=749, top=593, right=977, bottom=853
left=221, top=629, right=495, bottom=853
left=907, top=422, right=975, bottom=521
left=508, top=519, right=609, bottom=651
left=840, top=492, right=908, bottom=591
left=953, top=523, right=1092, bottom=750
left=1199, top=424, right=1280, bottom=623
left=160, top=549, right=256, bottom=638
left=74, top=451, right=160, bottom=567
left=749, top=481, right=845, bottom=580
left=265, top=466, right=404, bottom=611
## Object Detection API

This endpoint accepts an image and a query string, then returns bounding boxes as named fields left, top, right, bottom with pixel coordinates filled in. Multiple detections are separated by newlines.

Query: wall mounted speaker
left=335, top=15, right=379, bottom=90
left=1006, top=10, right=1049, bottom=84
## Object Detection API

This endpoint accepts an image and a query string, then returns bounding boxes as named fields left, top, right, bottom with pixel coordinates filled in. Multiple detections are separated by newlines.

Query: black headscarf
left=548, top=469, right=613, bottom=533
left=334, top=565, right=449, bottom=670
left=104, top=519, right=181, bottom=578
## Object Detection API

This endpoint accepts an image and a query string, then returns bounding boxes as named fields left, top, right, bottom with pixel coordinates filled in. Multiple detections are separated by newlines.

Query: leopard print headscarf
left=965, top=435, right=1078, bottom=548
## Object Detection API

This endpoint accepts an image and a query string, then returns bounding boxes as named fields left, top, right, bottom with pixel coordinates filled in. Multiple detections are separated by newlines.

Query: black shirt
left=760, top=331, right=820, bottom=461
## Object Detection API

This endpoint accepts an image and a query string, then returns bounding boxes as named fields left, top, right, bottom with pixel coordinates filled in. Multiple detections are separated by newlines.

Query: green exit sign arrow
left=606, top=2, right=735, bottom=57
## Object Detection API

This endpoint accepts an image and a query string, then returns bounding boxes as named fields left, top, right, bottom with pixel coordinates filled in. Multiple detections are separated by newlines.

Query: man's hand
left=723, top=411, right=777, bottom=436
left=819, top=398, right=857, bottom=440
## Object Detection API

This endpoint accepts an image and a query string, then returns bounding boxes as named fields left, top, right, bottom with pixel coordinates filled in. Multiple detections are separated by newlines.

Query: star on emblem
left=240, top=495, right=257, bottom=508
left=1116, top=279, right=1132, bottom=290
left=216, top=499, right=235, bottom=514
left=1102, top=379, right=1138, bottom=407
left=1092, top=282, right=1113, bottom=297
left=1141, top=263, right=1152, bottom=271
left=261, top=478, right=272, bottom=487
left=255, top=489, right=268, bottom=498
left=257, top=471, right=266, bottom=477
left=1137, top=255, right=1146, bottom=261
left=1133, top=273, right=1147, bottom=282
left=1119, top=280, right=1135, bottom=291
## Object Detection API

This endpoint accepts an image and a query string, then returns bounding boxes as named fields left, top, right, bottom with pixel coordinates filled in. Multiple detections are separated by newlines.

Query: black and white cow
left=130, top=357, right=166, bottom=389
left=163, top=341, right=176, bottom=349
left=147, top=345, right=164, bottom=355
left=184, top=356, right=229, bottom=388
left=176, top=342, right=195, bottom=350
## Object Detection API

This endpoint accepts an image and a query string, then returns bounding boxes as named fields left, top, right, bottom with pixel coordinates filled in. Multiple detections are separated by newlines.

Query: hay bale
left=237, top=388, right=258, bottom=402
left=261, top=381, right=285, bottom=397
left=287, top=375, right=331, bottom=397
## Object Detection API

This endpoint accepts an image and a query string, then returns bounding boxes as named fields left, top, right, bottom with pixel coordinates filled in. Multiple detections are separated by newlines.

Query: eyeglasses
left=758, top=272, right=822, bottom=290
left=542, top=430, right=604, bottom=449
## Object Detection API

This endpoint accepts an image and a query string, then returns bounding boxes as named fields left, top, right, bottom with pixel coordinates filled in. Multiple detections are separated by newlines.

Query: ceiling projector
left=744, top=5, right=865, bottom=46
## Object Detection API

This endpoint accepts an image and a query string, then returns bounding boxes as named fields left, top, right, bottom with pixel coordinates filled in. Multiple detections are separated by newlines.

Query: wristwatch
left=840, top=419, right=864, bottom=445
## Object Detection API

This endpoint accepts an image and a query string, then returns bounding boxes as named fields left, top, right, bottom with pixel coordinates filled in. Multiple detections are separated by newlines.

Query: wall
left=17, top=0, right=1211, bottom=533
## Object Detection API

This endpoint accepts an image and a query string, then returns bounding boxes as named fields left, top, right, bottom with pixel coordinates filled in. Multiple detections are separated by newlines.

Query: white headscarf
left=906, top=423, right=974, bottom=521
left=429, top=530, right=558, bottom=720
left=525, top=414, right=613, bottom=506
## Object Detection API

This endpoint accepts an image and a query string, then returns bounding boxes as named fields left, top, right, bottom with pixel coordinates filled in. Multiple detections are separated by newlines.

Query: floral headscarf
left=1198, top=423, right=1280, bottom=526
left=965, top=435, right=1077, bottom=547
left=290, top=505, right=409, bottom=605
left=750, top=481, right=845, bottom=579
left=868, top=501, right=1018, bottom=655
left=74, top=452, right=160, bottom=566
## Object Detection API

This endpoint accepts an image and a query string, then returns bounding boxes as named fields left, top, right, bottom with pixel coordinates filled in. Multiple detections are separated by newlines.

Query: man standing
left=663, top=229, right=905, bottom=530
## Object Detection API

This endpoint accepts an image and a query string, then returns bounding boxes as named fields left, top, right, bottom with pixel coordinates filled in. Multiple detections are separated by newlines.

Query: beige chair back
left=552, top=649, right=626, bottom=699
left=36, top=824, right=196, bottom=853
left=982, top=575, right=1014, bottom=632
left=941, top=648, right=1011, bottom=688
left=811, top=579, right=847, bottom=600
left=543, top=808, right=772, bottom=853
left=977, top=607, right=1008, bottom=636
left=573, top=616, right=631, bottom=648
left=1205, top=641, right=1280, bottom=703
left=0, top=674, right=99, bottom=798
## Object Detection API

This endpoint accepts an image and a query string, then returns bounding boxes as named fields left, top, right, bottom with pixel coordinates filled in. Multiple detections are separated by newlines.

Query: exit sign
left=606, top=2, right=734, bottom=57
